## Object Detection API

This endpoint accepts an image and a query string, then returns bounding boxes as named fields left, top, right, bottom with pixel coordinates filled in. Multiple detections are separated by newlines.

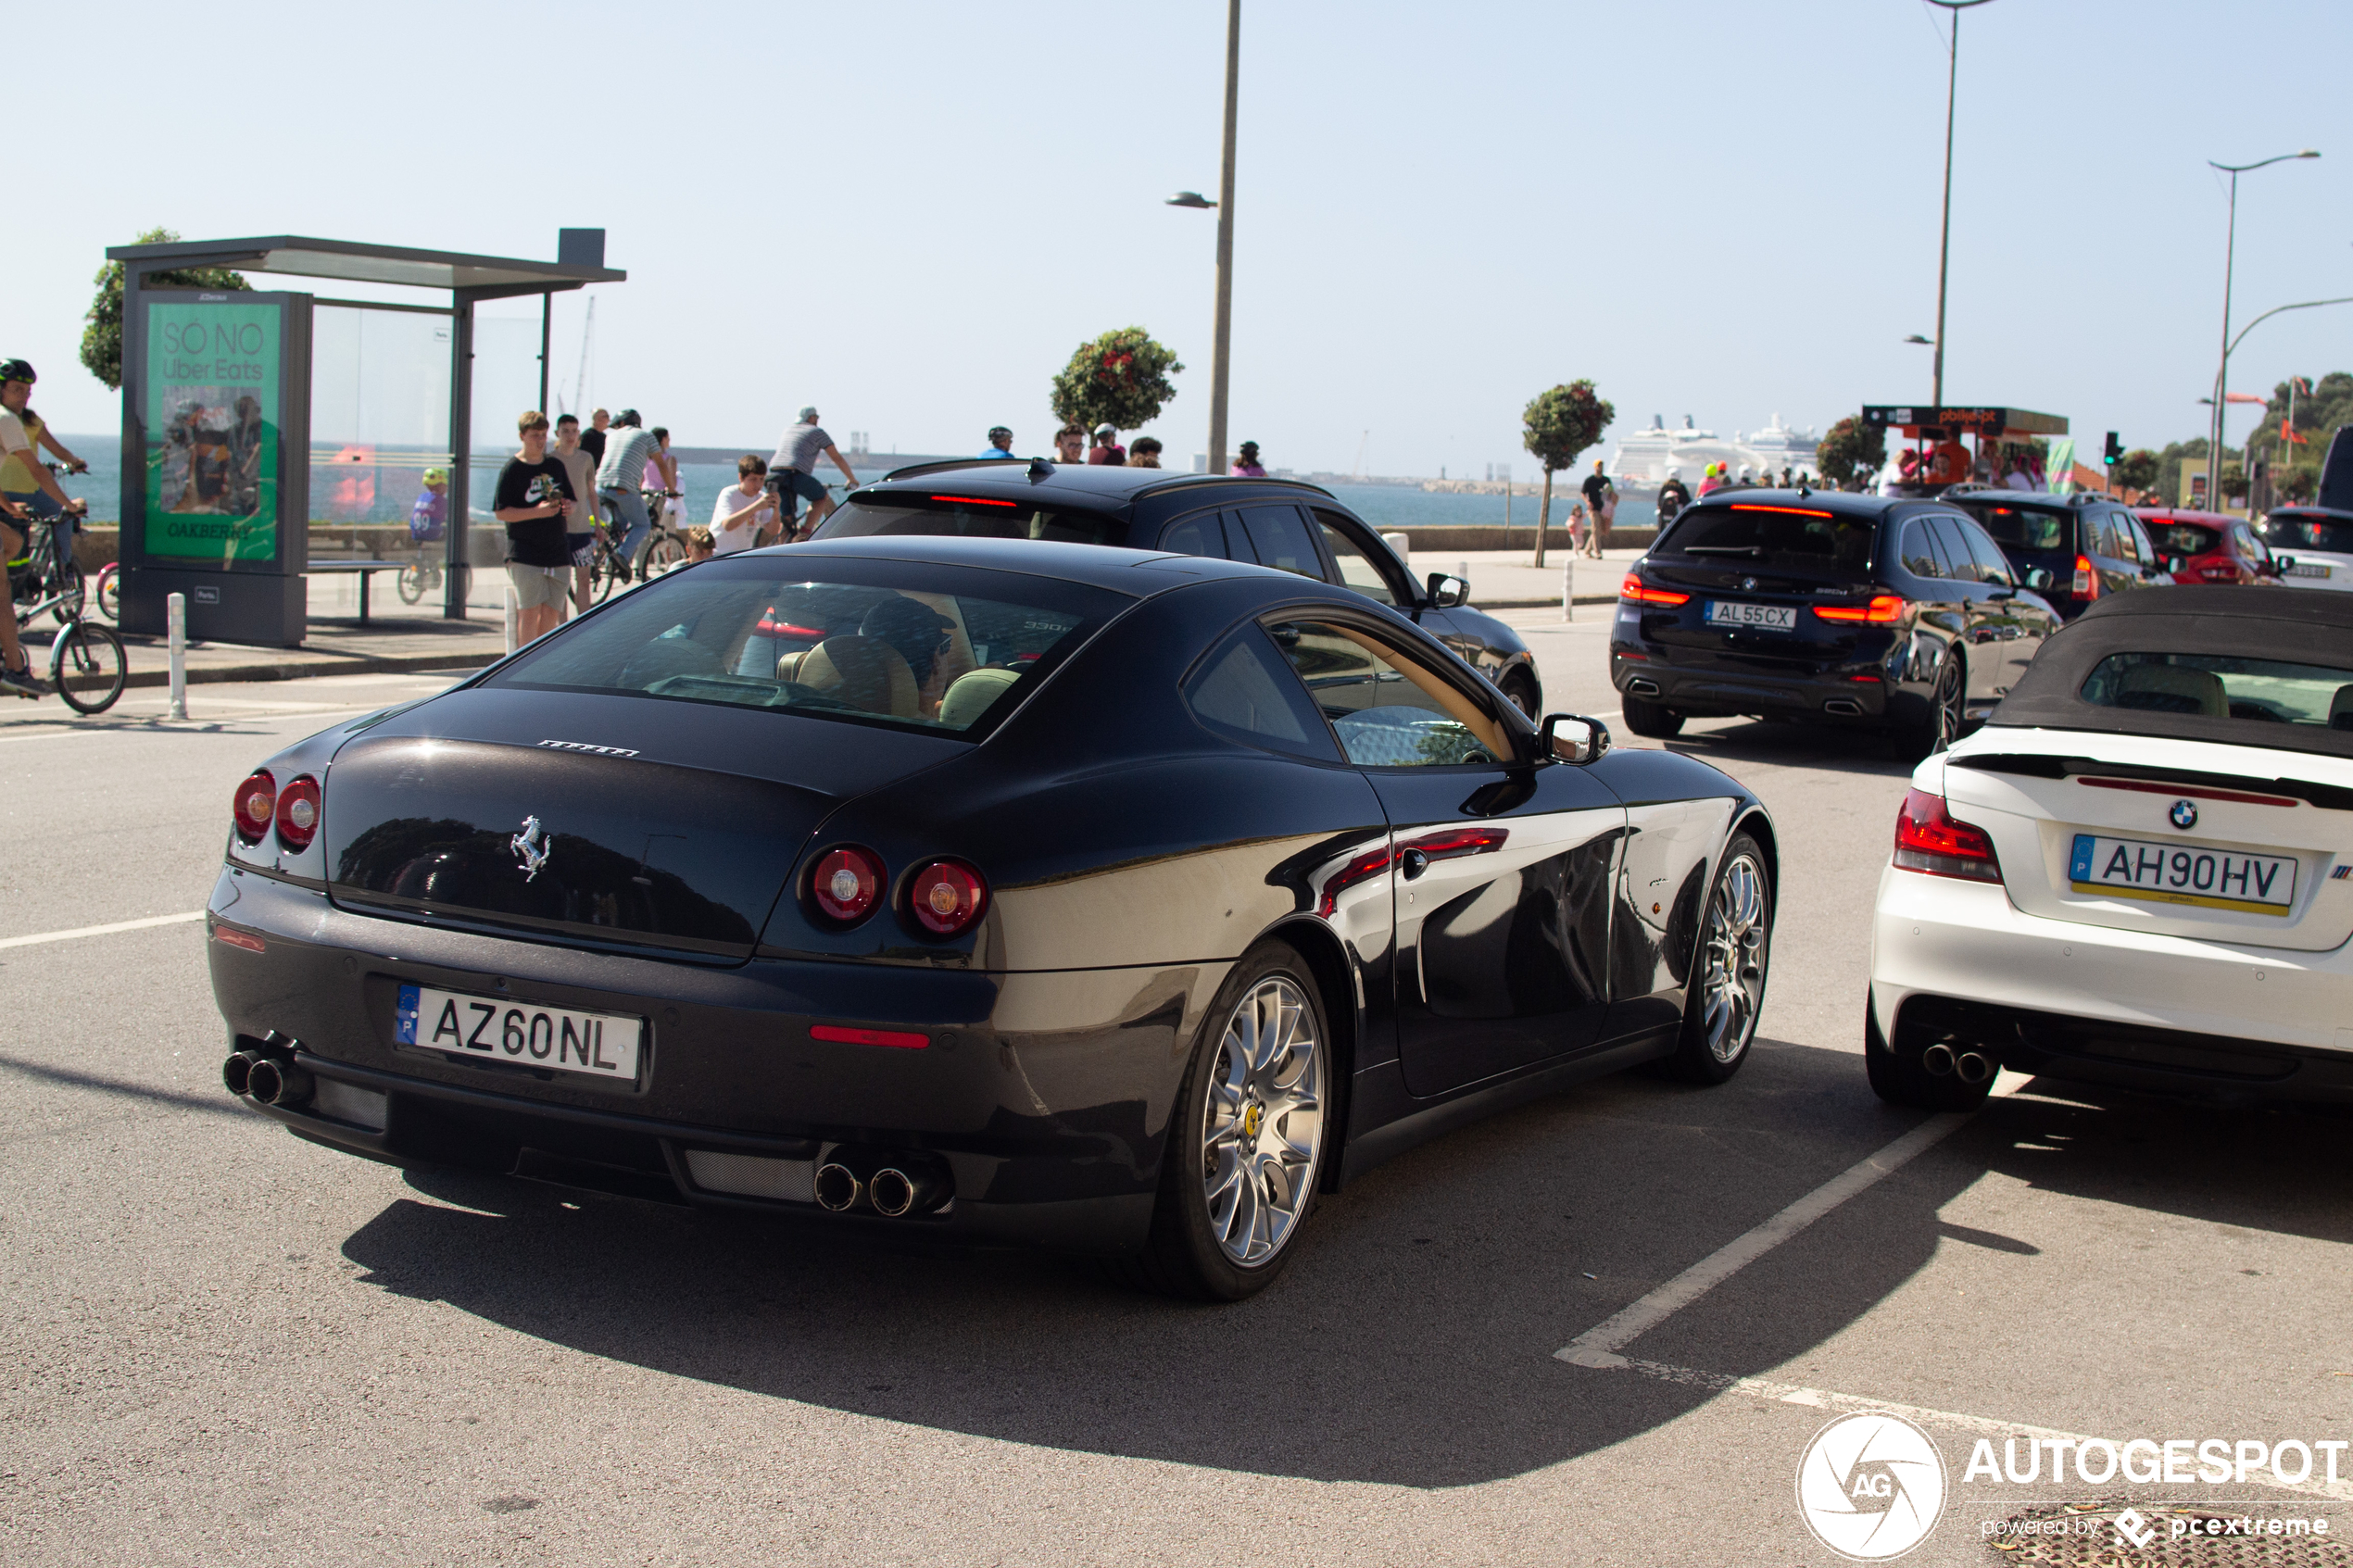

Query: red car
left=2133, top=508, right=2277, bottom=584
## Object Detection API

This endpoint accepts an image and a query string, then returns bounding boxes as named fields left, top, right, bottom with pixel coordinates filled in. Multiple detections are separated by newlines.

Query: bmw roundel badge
left=2169, top=799, right=2198, bottom=831
left=1741, top=576, right=1758, bottom=592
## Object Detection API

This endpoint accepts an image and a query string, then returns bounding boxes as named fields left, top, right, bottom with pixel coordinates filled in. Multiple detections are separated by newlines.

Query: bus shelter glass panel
left=308, top=304, right=453, bottom=549
left=469, top=313, right=547, bottom=523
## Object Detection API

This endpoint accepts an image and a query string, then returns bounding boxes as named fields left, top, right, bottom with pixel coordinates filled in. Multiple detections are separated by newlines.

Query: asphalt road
left=3, top=627, right=2348, bottom=1567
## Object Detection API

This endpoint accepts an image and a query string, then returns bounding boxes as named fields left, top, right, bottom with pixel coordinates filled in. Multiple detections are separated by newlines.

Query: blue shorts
left=774, top=470, right=827, bottom=505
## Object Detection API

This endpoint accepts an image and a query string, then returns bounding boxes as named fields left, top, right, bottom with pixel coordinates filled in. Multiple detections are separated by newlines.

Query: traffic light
left=2103, top=431, right=2123, bottom=467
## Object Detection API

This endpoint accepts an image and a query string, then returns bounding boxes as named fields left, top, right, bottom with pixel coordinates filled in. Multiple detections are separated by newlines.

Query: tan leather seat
left=937, top=667, right=1020, bottom=729
left=2117, top=661, right=2226, bottom=717
left=2329, top=684, right=2353, bottom=731
left=778, top=634, right=918, bottom=716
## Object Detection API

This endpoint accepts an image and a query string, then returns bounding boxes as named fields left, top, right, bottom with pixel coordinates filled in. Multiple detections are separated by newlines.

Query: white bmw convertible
left=1868, top=585, right=2353, bottom=1110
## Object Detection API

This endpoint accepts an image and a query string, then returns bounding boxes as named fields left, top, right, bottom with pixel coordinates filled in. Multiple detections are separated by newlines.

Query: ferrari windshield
left=487, top=558, right=1126, bottom=735
left=2081, top=651, right=2353, bottom=731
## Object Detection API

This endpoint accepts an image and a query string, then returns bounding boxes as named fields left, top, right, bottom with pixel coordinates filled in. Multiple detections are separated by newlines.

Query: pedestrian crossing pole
left=1563, top=553, right=1574, bottom=622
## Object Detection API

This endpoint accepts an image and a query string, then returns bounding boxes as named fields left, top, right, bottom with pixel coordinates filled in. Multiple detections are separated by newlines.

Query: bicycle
left=5, top=509, right=125, bottom=714
left=587, top=490, right=689, bottom=602
left=396, top=554, right=444, bottom=606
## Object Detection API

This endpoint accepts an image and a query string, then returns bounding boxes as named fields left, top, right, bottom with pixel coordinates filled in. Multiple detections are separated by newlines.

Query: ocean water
left=50, top=438, right=1659, bottom=538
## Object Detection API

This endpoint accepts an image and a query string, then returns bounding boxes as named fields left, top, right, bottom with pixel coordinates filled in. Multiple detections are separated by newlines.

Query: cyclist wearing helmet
left=977, top=426, right=1016, bottom=459
left=0, top=359, right=87, bottom=581
left=591, top=409, right=662, bottom=581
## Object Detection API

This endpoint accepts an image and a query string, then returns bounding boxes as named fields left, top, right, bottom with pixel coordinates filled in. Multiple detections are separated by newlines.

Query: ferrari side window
left=1180, top=626, right=1340, bottom=761
left=1265, top=620, right=1507, bottom=768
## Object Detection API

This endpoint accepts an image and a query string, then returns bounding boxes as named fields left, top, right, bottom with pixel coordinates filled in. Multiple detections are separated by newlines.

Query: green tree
left=2278, top=465, right=2320, bottom=504
left=81, top=228, right=252, bottom=391
left=2113, top=448, right=2159, bottom=499
left=1520, top=380, right=1614, bottom=567
left=1048, top=328, right=1182, bottom=443
left=1813, top=416, right=1886, bottom=491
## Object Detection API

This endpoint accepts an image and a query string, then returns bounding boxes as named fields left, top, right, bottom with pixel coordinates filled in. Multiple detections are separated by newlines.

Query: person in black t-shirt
left=580, top=408, right=610, bottom=468
left=493, top=409, right=579, bottom=645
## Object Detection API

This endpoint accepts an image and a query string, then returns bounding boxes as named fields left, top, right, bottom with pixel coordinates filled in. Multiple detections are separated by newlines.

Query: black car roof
left=1673, top=487, right=1905, bottom=520
left=1989, top=585, right=2353, bottom=759
left=755, top=533, right=1312, bottom=595
left=864, top=458, right=1335, bottom=512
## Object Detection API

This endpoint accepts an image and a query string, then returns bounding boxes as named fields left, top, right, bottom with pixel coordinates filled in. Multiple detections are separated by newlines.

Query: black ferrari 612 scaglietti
left=210, top=537, right=1777, bottom=1298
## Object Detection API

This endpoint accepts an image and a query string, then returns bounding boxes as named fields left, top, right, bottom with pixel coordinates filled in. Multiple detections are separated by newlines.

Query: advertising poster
left=144, top=296, right=281, bottom=564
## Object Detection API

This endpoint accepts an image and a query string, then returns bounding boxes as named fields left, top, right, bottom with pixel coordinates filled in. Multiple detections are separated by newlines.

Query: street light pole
left=2208, top=150, right=2319, bottom=511
left=1207, top=0, right=1240, bottom=476
left=1926, top=0, right=1994, bottom=413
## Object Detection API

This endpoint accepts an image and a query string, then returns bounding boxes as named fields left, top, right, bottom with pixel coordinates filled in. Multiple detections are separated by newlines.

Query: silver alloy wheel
left=1931, top=659, right=1964, bottom=753
left=1700, top=853, right=1768, bottom=1062
left=1201, top=975, right=1325, bottom=1266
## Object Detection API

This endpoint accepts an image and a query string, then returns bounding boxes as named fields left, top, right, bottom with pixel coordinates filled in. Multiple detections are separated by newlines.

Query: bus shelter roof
left=103, top=234, right=623, bottom=298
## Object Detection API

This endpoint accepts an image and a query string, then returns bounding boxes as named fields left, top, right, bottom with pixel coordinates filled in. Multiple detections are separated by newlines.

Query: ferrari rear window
left=2080, top=652, right=2353, bottom=731
left=488, top=557, right=1126, bottom=735
left=1657, top=505, right=1875, bottom=572
left=817, top=495, right=1130, bottom=547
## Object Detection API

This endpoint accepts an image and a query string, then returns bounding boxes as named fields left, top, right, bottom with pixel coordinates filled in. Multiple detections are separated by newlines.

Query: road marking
left=1557, top=1111, right=1976, bottom=1366
left=1579, top=1356, right=2353, bottom=1502
left=0, top=910, right=205, bottom=949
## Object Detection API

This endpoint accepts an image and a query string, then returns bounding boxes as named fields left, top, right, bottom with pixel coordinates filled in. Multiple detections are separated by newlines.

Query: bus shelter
left=106, top=232, right=624, bottom=646
left=1860, top=405, right=2070, bottom=494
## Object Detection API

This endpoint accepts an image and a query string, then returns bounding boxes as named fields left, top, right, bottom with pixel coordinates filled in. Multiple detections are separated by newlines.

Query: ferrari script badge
left=511, top=816, right=552, bottom=882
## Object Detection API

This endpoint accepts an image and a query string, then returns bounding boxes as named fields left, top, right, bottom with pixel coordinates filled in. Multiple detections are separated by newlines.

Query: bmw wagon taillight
left=1813, top=594, right=1908, bottom=623
left=2072, top=554, right=2098, bottom=598
left=274, top=774, right=322, bottom=852
left=1619, top=573, right=1692, bottom=607
left=811, top=846, right=885, bottom=925
left=1893, top=788, right=2001, bottom=883
left=233, top=770, right=276, bottom=847
left=909, top=859, right=988, bottom=936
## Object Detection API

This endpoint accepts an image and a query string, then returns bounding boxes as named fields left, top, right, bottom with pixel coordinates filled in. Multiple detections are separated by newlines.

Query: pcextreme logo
left=1795, top=1411, right=1948, bottom=1562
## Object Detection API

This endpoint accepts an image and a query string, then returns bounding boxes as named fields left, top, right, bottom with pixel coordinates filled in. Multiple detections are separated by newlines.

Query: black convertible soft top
left=1988, top=585, right=2353, bottom=759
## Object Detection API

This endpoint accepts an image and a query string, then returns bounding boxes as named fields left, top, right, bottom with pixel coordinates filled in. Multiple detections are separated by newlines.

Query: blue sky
left=19, top=1, right=2352, bottom=476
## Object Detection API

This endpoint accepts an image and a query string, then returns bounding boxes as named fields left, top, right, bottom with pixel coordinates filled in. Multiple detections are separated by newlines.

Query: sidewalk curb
left=113, top=647, right=504, bottom=691
left=1470, top=594, right=1620, bottom=610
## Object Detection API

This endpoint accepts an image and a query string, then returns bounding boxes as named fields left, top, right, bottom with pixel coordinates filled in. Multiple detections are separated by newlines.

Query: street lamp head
left=1164, top=191, right=1216, bottom=209
left=2299, top=149, right=2322, bottom=158
left=1904, top=334, right=1933, bottom=345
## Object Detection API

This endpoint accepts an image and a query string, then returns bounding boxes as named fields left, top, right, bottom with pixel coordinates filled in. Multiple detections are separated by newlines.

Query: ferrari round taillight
left=274, top=774, right=322, bottom=852
left=233, top=770, right=276, bottom=846
left=908, top=859, right=988, bottom=937
left=811, top=846, right=885, bottom=925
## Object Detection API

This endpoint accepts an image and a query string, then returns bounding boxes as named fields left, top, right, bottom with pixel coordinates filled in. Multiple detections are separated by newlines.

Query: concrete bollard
left=1381, top=532, right=1410, bottom=578
left=504, top=586, right=519, bottom=655
left=1458, top=558, right=1470, bottom=601
left=1563, top=554, right=1575, bottom=622
left=167, top=592, right=188, bottom=720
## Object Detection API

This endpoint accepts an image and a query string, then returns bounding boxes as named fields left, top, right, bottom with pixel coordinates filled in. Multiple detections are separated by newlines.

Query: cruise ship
left=1609, top=413, right=1820, bottom=483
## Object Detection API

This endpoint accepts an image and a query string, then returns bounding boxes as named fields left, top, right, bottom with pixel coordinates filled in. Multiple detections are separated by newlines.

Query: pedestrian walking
left=494, top=410, right=579, bottom=646
left=1579, top=459, right=1615, bottom=554
left=593, top=409, right=663, bottom=580
left=1697, top=462, right=1724, bottom=497
left=1129, top=436, right=1164, bottom=469
left=549, top=414, right=600, bottom=614
left=1229, top=441, right=1266, bottom=477
left=1567, top=501, right=1588, bottom=557
left=977, top=426, right=1016, bottom=459
left=768, top=406, right=860, bottom=536
left=711, top=455, right=775, bottom=555
left=1087, top=425, right=1126, bottom=466
left=1053, top=424, right=1086, bottom=465
left=580, top=408, right=610, bottom=468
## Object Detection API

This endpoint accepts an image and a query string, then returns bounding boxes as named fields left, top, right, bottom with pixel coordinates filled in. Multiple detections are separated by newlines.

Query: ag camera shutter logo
left=1795, top=1411, right=1947, bottom=1561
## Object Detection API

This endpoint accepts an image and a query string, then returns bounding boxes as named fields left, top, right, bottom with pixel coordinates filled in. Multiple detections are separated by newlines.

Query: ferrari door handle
left=1399, top=848, right=1429, bottom=881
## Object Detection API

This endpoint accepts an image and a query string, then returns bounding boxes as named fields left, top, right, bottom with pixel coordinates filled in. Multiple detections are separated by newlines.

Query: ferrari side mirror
left=1539, top=712, right=1612, bottom=765
left=1426, top=572, right=1469, bottom=609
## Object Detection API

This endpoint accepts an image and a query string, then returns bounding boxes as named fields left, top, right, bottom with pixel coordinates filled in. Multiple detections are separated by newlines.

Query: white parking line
left=1582, top=1356, right=2353, bottom=1502
left=0, top=910, right=205, bottom=949
left=1557, top=1111, right=1976, bottom=1366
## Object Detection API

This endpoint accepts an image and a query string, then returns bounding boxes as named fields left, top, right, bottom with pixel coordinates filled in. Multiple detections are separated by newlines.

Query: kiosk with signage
left=107, top=233, right=623, bottom=647
left=1860, top=405, right=2071, bottom=495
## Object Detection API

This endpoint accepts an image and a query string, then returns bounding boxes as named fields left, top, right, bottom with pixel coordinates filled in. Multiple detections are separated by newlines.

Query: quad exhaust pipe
left=1919, top=1043, right=1994, bottom=1084
left=225, top=1036, right=312, bottom=1109
left=814, top=1148, right=950, bottom=1217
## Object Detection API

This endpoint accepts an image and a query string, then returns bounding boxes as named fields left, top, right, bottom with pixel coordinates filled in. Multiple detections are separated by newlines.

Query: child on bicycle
left=0, top=491, right=47, bottom=697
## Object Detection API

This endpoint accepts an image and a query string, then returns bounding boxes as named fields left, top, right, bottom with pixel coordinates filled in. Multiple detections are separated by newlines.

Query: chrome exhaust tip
left=1822, top=698, right=1863, bottom=717
left=870, top=1163, right=950, bottom=1219
left=1919, top=1043, right=1956, bottom=1077
left=1956, top=1051, right=1994, bottom=1085
left=245, top=1058, right=314, bottom=1109
left=1626, top=678, right=1662, bottom=697
left=812, top=1161, right=863, bottom=1212
left=222, top=1050, right=260, bottom=1097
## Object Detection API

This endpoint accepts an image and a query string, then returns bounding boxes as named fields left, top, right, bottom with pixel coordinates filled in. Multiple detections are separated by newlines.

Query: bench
left=307, top=559, right=409, bottom=625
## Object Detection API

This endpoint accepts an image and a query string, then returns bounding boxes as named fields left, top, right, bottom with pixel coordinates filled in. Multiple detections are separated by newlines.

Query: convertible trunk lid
left=321, top=687, right=963, bottom=960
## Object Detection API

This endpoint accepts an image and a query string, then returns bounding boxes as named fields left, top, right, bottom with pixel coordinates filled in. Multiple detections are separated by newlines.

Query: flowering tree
left=1814, top=417, right=1886, bottom=491
left=1522, top=381, right=1615, bottom=567
left=1050, top=328, right=1183, bottom=442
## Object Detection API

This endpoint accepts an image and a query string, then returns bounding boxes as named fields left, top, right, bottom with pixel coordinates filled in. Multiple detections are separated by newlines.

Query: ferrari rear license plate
left=396, top=984, right=644, bottom=1080
left=2068, top=834, right=2296, bottom=916
left=1705, top=600, right=1795, bottom=631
